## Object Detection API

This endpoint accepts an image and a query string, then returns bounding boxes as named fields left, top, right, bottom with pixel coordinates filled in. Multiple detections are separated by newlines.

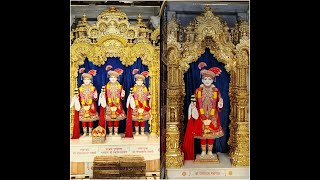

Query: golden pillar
left=70, top=62, right=78, bottom=137
left=229, top=41, right=249, bottom=166
left=149, top=51, right=161, bottom=136
left=228, top=69, right=236, bottom=158
left=165, top=63, right=184, bottom=168
left=166, top=123, right=184, bottom=168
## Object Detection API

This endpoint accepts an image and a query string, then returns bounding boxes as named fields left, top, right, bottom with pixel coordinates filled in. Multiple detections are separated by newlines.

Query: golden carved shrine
left=165, top=6, right=249, bottom=168
left=70, top=6, right=161, bottom=137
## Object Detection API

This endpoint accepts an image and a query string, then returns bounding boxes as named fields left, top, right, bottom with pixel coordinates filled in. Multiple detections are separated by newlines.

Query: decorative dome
left=135, top=14, right=151, bottom=34
left=97, top=6, right=128, bottom=21
left=75, top=14, right=90, bottom=32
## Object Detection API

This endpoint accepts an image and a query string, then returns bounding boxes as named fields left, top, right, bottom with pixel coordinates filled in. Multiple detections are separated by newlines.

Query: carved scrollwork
left=131, top=43, right=155, bottom=66
left=168, top=47, right=180, bottom=65
left=166, top=155, right=184, bottom=168
left=176, top=6, right=236, bottom=73
left=151, top=26, right=160, bottom=45
left=235, top=36, right=249, bottom=67
left=194, top=6, right=223, bottom=42
left=167, top=15, right=180, bottom=43
left=71, top=42, right=92, bottom=65
left=86, top=46, right=107, bottom=66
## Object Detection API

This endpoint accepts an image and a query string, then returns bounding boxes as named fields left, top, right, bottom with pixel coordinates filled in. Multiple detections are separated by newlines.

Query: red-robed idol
left=98, top=67, right=126, bottom=136
left=71, top=69, right=99, bottom=139
left=182, top=65, right=224, bottom=159
left=130, top=69, right=151, bottom=136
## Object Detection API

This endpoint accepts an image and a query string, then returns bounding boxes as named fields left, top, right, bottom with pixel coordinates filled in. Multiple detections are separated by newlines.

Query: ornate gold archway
left=70, top=7, right=161, bottom=137
left=165, top=6, right=249, bottom=167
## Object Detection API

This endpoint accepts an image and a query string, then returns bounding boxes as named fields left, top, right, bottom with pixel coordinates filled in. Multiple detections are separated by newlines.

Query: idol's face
left=83, top=78, right=91, bottom=85
left=109, top=76, right=117, bottom=83
left=136, top=79, right=143, bottom=86
left=202, top=76, right=213, bottom=87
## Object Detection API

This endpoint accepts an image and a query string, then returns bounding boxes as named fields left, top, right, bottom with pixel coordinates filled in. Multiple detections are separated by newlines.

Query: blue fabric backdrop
left=183, top=48, right=230, bottom=153
left=77, top=57, right=150, bottom=134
